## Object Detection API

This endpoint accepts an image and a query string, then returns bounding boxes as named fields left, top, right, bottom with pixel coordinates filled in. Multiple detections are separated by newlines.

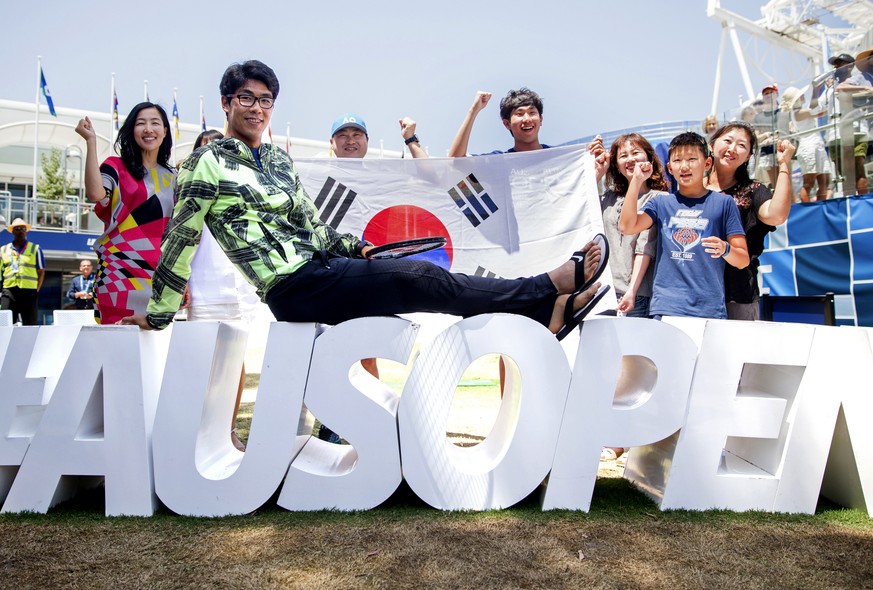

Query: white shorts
left=796, top=139, right=832, bottom=175
left=186, top=302, right=243, bottom=322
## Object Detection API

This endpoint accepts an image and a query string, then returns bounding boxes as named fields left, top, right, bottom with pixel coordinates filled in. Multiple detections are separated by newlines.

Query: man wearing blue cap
left=318, top=113, right=427, bottom=442
left=330, top=113, right=428, bottom=159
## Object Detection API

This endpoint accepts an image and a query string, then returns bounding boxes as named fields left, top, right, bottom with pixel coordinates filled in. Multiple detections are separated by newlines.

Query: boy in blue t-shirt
left=618, top=132, right=749, bottom=319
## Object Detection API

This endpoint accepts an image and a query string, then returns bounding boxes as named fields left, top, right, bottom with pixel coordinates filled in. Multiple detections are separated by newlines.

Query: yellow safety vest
left=0, top=242, right=40, bottom=290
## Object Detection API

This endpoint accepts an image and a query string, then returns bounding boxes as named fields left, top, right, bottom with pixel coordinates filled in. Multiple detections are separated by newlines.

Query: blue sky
left=1, top=1, right=816, bottom=155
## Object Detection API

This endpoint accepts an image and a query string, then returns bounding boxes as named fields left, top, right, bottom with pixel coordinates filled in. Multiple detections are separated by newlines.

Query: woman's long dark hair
left=115, top=102, right=173, bottom=179
left=606, top=133, right=669, bottom=195
left=708, top=121, right=758, bottom=186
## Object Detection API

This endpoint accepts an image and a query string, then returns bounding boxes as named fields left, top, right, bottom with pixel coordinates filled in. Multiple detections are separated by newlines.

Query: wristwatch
left=404, top=135, right=420, bottom=145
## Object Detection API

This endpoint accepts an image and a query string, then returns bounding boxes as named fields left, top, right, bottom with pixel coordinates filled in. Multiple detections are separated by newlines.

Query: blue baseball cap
left=331, top=113, right=367, bottom=136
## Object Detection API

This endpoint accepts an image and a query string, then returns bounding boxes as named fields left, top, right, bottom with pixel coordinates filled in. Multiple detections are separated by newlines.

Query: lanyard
left=5, top=242, right=28, bottom=274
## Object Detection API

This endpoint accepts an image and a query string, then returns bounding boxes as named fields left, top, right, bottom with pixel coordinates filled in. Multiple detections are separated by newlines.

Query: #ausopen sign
left=0, top=315, right=870, bottom=517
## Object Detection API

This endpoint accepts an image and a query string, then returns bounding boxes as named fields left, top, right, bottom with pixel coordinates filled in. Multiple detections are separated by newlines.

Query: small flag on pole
left=112, top=89, right=119, bottom=130
left=39, top=66, right=56, bottom=117
left=172, top=92, right=180, bottom=140
left=199, top=95, right=206, bottom=131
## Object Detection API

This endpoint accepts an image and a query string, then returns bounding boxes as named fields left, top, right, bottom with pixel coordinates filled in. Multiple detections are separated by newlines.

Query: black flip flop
left=556, top=284, right=611, bottom=341
left=568, top=233, right=610, bottom=292
left=580, top=233, right=609, bottom=293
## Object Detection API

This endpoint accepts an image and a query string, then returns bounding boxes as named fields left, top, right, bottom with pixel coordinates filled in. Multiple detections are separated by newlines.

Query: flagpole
left=33, top=56, right=41, bottom=206
left=285, top=121, right=290, bottom=153
left=144, top=80, right=148, bottom=102
left=199, top=95, right=205, bottom=131
left=110, top=72, right=116, bottom=144
left=172, top=88, right=178, bottom=165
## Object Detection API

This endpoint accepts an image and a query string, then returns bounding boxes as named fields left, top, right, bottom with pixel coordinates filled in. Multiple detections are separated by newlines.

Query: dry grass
left=1, top=484, right=871, bottom=590
left=2, top=362, right=872, bottom=589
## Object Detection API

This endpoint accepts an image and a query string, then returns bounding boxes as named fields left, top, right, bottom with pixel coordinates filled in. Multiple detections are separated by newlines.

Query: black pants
left=266, top=255, right=558, bottom=328
left=1, top=287, right=39, bottom=325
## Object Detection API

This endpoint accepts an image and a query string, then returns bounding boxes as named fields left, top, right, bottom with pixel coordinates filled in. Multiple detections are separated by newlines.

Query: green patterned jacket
left=146, top=137, right=364, bottom=329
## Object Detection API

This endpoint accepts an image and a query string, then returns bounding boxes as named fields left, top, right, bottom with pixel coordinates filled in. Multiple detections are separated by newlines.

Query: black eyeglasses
left=227, top=94, right=274, bottom=109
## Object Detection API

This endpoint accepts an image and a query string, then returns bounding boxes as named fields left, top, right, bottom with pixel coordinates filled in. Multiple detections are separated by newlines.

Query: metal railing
left=730, top=94, right=873, bottom=197
left=0, top=192, right=101, bottom=234
left=563, top=121, right=702, bottom=150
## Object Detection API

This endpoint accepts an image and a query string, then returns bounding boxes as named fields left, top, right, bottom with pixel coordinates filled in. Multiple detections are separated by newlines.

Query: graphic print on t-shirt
left=668, top=209, right=707, bottom=259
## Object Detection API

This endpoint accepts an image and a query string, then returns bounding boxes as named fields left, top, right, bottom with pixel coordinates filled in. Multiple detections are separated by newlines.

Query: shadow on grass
left=7, top=471, right=866, bottom=535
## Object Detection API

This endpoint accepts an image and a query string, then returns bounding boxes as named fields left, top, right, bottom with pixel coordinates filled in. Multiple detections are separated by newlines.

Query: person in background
left=702, top=114, right=719, bottom=139
left=836, top=46, right=873, bottom=195
left=66, top=259, right=96, bottom=310
left=75, top=103, right=177, bottom=324
left=446, top=88, right=552, bottom=393
left=753, top=84, right=781, bottom=187
left=778, top=86, right=830, bottom=202
left=739, top=104, right=758, bottom=124
left=448, top=88, right=548, bottom=156
left=706, top=122, right=794, bottom=320
left=329, top=113, right=429, bottom=160
left=327, top=112, right=429, bottom=382
left=318, top=113, right=430, bottom=444
left=812, top=53, right=859, bottom=195
left=0, top=218, right=45, bottom=325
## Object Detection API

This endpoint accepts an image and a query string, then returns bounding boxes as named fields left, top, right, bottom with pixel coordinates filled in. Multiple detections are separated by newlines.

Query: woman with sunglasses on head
left=706, top=121, right=796, bottom=320
left=75, top=103, right=177, bottom=324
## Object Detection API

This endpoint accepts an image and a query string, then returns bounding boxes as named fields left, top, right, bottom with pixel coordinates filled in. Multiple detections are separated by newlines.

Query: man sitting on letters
left=120, top=60, right=605, bottom=342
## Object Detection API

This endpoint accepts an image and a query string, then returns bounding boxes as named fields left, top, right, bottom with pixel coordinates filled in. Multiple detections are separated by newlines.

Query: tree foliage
left=37, top=148, right=77, bottom=200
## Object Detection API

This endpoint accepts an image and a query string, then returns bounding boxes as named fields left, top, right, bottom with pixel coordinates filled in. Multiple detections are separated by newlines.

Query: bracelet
left=721, top=241, right=731, bottom=258
left=404, top=134, right=419, bottom=145
left=779, top=169, right=790, bottom=175
left=355, top=240, right=373, bottom=258
left=145, top=314, right=162, bottom=330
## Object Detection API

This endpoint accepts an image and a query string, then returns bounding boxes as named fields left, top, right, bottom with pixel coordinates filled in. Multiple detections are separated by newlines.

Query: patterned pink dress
left=94, top=157, right=176, bottom=324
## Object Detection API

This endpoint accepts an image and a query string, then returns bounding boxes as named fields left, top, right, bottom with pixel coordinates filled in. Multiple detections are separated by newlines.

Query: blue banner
left=759, top=194, right=873, bottom=326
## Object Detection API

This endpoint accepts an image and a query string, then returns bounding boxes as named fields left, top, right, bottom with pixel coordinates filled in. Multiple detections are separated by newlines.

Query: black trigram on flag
left=473, top=265, right=502, bottom=279
left=313, top=176, right=357, bottom=229
left=447, top=173, right=498, bottom=227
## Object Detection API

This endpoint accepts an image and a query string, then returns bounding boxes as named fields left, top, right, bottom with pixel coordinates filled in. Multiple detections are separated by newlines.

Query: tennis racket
left=365, top=236, right=447, bottom=259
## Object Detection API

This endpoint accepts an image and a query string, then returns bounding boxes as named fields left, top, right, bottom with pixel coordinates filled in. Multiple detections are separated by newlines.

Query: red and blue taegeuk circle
left=362, top=205, right=453, bottom=269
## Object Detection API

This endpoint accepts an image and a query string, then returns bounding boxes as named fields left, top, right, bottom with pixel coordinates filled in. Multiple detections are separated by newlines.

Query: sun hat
left=780, top=85, right=809, bottom=111
left=7, top=217, right=31, bottom=232
left=855, top=46, right=873, bottom=62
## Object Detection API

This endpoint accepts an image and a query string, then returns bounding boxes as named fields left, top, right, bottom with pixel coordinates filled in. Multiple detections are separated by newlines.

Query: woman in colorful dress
left=75, top=103, right=176, bottom=324
left=706, top=121, right=795, bottom=320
